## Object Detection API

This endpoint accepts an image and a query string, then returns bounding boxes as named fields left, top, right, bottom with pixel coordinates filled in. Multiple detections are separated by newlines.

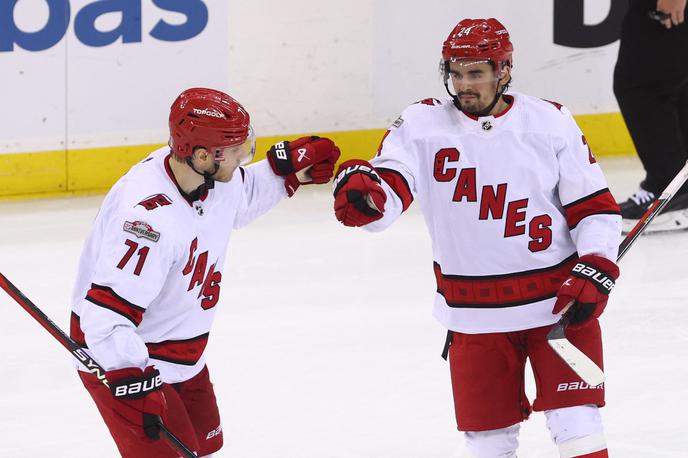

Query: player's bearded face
left=448, top=59, right=504, bottom=115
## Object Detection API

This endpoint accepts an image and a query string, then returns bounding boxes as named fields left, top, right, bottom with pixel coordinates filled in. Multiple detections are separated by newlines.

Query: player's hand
left=106, top=366, right=168, bottom=440
left=266, top=136, right=341, bottom=196
left=656, top=0, right=686, bottom=28
left=552, top=255, right=619, bottom=328
left=333, top=159, right=387, bottom=227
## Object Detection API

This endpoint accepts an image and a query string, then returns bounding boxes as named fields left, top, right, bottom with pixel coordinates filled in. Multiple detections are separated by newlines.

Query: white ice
left=0, top=157, right=686, bottom=457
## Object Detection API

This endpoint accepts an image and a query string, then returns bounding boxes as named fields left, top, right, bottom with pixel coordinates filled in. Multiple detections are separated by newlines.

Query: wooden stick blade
left=547, top=326, right=605, bottom=387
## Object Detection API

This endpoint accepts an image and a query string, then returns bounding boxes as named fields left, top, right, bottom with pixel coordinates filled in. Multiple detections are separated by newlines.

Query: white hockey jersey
left=71, top=147, right=286, bottom=383
left=366, top=94, right=621, bottom=333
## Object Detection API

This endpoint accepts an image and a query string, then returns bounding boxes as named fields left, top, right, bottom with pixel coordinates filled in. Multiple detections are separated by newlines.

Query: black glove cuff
left=570, top=262, right=615, bottom=295
left=110, top=369, right=163, bottom=400
left=267, top=140, right=295, bottom=176
left=332, top=162, right=382, bottom=196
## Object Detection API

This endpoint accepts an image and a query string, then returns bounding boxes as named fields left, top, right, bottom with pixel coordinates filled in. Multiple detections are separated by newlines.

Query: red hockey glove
left=333, top=159, right=387, bottom=227
left=553, top=255, right=620, bottom=328
left=266, top=136, right=341, bottom=196
left=106, top=366, right=167, bottom=440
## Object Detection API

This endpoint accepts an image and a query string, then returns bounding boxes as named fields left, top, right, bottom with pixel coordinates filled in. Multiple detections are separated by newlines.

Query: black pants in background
left=613, top=1, right=688, bottom=195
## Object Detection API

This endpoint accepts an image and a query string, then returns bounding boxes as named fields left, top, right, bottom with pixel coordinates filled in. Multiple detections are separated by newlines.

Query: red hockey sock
left=572, top=449, right=608, bottom=458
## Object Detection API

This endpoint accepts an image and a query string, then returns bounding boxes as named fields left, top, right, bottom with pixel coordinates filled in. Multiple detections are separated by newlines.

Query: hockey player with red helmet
left=71, top=87, right=340, bottom=457
left=333, top=19, right=620, bottom=457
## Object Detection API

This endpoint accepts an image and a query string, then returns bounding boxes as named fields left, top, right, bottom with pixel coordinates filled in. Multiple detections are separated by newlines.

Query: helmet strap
left=185, top=157, right=219, bottom=180
left=184, top=156, right=218, bottom=201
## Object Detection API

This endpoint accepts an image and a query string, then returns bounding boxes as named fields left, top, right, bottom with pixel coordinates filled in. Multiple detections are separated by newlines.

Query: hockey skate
left=619, top=188, right=688, bottom=234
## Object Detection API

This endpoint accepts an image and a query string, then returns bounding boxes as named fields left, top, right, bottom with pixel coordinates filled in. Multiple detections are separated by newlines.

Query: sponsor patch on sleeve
left=123, top=221, right=161, bottom=242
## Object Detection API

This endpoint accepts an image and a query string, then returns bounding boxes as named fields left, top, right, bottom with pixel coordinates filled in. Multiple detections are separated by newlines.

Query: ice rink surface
left=1, top=157, right=686, bottom=457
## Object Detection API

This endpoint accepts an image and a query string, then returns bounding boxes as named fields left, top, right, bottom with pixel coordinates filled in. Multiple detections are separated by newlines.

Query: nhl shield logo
left=482, top=121, right=492, bottom=131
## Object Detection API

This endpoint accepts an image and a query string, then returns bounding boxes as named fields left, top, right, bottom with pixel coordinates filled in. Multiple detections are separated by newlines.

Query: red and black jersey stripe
left=376, top=167, right=414, bottom=212
left=564, top=188, right=620, bottom=230
left=146, top=333, right=210, bottom=366
left=85, top=284, right=146, bottom=326
left=434, top=254, right=578, bottom=308
left=70, top=311, right=210, bottom=366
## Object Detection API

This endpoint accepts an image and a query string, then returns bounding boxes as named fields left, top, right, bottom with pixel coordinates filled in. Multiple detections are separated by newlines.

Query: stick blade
left=547, top=330, right=605, bottom=387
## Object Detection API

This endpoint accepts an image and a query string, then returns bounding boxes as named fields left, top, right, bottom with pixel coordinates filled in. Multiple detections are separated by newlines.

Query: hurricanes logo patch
left=414, top=98, right=441, bottom=106
left=123, top=221, right=161, bottom=242
left=137, top=194, right=173, bottom=211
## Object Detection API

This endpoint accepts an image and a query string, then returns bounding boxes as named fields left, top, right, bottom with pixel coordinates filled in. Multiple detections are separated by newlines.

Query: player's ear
left=497, top=65, right=511, bottom=83
left=497, top=65, right=512, bottom=92
left=192, top=147, right=209, bottom=162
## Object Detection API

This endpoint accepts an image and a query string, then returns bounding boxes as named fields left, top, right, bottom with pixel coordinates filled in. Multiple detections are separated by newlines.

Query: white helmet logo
left=457, top=25, right=477, bottom=37
left=193, top=108, right=225, bottom=119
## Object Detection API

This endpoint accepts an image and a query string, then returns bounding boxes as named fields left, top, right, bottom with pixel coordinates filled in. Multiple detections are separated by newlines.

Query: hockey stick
left=0, top=273, right=197, bottom=458
left=547, top=161, right=688, bottom=386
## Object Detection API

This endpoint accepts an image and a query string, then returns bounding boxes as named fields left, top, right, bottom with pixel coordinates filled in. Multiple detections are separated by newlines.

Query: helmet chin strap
left=185, top=157, right=219, bottom=181
left=184, top=156, right=218, bottom=200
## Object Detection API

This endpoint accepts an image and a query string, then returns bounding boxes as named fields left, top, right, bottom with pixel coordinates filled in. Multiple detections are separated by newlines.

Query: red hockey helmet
left=168, top=88, right=251, bottom=158
left=441, top=18, right=513, bottom=69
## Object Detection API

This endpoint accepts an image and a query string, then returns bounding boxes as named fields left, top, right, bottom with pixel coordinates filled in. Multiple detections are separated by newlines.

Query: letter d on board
left=553, top=0, right=627, bottom=48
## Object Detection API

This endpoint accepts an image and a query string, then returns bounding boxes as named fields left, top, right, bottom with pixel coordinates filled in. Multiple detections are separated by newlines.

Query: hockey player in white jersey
left=71, top=87, right=340, bottom=457
left=332, top=19, right=621, bottom=458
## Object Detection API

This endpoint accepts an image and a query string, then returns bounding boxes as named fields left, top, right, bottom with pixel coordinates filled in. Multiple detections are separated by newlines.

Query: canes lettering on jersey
left=433, top=147, right=553, bottom=252
left=182, top=237, right=222, bottom=310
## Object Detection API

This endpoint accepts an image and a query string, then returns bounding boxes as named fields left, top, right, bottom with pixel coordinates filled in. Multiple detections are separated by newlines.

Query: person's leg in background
left=614, top=4, right=688, bottom=226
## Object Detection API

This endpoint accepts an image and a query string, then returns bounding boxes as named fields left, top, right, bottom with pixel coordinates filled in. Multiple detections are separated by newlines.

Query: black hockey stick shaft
left=617, top=163, right=688, bottom=261
left=551, top=160, right=688, bottom=333
left=0, top=273, right=197, bottom=458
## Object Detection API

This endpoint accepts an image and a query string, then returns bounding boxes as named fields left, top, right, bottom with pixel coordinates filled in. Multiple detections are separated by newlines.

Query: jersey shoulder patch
left=402, top=97, right=445, bottom=120
left=540, top=98, right=565, bottom=112
left=123, top=220, right=161, bottom=242
left=414, top=97, right=442, bottom=106
left=136, top=193, right=174, bottom=211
